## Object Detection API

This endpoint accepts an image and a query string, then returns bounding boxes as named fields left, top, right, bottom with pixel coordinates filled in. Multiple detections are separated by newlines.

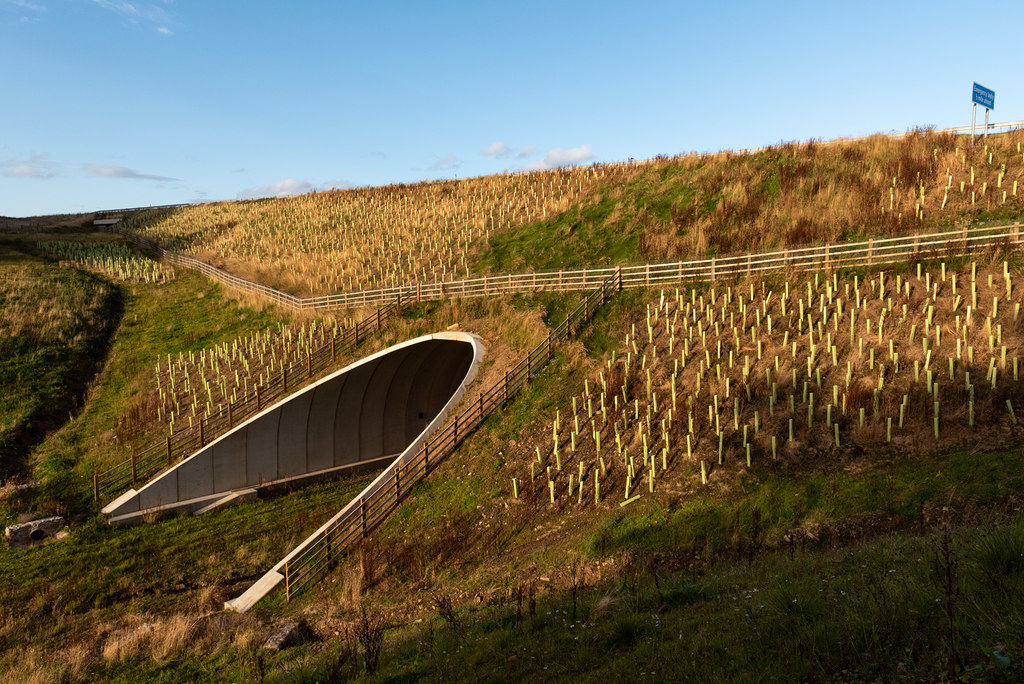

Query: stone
left=5, top=516, right=66, bottom=548
left=262, top=620, right=314, bottom=650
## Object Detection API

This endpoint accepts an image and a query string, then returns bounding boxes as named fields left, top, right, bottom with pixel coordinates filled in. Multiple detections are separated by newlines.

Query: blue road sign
left=972, top=82, right=995, bottom=109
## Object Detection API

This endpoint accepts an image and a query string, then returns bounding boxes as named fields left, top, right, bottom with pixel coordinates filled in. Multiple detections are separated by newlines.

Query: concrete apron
left=103, top=332, right=485, bottom=528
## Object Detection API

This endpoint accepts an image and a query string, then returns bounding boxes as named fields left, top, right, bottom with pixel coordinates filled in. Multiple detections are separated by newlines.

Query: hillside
left=121, top=129, right=1024, bottom=296
left=0, top=237, right=121, bottom=486
left=3, top=130, right=1024, bottom=682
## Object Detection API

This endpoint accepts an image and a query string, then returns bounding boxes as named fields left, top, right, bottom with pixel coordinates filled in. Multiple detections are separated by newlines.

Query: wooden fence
left=115, top=222, right=1022, bottom=311
left=98, top=222, right=1022, bottom=502
left=93, top=296, right=406, bottom=502
left=278, top=269, right=622, bottom=600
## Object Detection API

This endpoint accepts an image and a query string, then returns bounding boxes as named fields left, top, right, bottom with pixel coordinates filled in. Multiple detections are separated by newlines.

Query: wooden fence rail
left=279, top=270, right=622, bottom=600
left=98, top=222, right=1023, bottom=503
left=113, top=222, right=1022, bottom=312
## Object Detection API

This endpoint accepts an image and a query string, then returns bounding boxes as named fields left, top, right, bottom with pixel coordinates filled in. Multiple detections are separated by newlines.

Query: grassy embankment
left=14, top=265, right=1024, bottom=682
left=5, top=129, right=1024, bottom=680
left=258, top=258, right=1024, bottom=682
left=476, top=130, right=1024, bottom=274
left=0, top=237, right=121, bottom=493
left=114, top=129, right=1024, bottom=297
left=0, top=233, right=582, bottom=680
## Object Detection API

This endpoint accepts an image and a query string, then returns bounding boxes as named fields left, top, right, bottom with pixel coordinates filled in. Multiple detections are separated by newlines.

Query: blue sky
left=2, top=1, right=1021, bottom=217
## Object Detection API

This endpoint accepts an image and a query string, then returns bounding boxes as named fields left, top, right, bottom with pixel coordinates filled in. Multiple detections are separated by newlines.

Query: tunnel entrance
left=103, top=332, right=484, bottom=524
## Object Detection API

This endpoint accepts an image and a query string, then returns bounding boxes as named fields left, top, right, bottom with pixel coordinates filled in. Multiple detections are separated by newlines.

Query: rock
left=4, top=516, right=66, bottom=548
left=262, top=620, right=314, bottom=651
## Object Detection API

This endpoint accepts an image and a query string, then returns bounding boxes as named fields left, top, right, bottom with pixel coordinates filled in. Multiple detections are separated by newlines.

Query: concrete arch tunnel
left=103, top=332, right=485, bottom=525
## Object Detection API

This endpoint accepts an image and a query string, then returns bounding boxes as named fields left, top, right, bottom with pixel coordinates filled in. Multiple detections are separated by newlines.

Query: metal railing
left=92, top=296, right=406, bottom=502
left=278, top=269, right=622, bottom=600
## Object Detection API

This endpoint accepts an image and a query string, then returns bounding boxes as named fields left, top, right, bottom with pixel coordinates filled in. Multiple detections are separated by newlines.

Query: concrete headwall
left=103, top=332, right=484, bottom=524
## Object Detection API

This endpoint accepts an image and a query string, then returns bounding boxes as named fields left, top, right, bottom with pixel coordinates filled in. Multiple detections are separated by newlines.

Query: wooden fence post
left=283, top=368, right=288, bottom=393
left=199, top=418, right=205, bottom=448
left=93, top=473, right=99, bottom=502
left=256, top=385, right=261, bottom=411
left=166, top=436, right=172, bottom=465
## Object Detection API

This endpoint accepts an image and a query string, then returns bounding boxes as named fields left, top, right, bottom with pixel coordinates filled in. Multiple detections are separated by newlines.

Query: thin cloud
left=517, top=145, right=537, bottom=159
left=4, top=0, right=45, bottom=11
left=237, top=178, right=315, bottom=199
left=522, top=144, right=594, bottom=171
left=1, top=154, right=58, bottom=178
left=482, top=141, right=511, bottom=158
left=84, top=163, right=179, bottom=181
left=430, top=155, right=462, bottom=171
left=90, top=0, right=174, bottom=34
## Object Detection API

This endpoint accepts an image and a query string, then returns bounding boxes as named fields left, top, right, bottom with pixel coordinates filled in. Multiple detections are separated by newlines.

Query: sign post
left=971, top=82, right=995, bottom=145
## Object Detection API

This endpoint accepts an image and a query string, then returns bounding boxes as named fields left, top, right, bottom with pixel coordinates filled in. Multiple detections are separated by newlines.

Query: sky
left=1, top=1, right=1022, bottom=217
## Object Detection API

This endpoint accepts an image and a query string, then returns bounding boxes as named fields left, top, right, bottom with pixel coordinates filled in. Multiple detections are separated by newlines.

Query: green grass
left=28, top=265, right=291, bottom=516
left=0, top=241, right=120, bottom=486
left=474, top=193, right=641, bottom=273
left=7, top=220, right=1024, bottom=681
left=129, top=508, right=1020, bottom=683
left=339, top=516, right=1024, bottom=683
left=0, top=474, right=374, bottom=675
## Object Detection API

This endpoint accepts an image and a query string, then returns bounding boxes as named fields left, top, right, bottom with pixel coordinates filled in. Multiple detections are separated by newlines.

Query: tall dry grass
left=123, top=130, right=1024, bottom=299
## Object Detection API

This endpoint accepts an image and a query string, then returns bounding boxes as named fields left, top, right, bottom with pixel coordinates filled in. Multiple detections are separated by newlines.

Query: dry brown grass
left=124, top=166, right=611, bottom=296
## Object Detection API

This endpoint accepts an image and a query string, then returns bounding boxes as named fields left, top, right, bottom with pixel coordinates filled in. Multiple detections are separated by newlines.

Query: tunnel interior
left=103, top=333, right=482, bottom=522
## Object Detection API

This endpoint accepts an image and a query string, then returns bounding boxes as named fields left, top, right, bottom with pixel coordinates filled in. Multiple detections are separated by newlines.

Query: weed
left=353, top=606, right=387, bottom=674
left=930, top=525, right=962, bottom=680
left=433, top=593, right=461, bottom=635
